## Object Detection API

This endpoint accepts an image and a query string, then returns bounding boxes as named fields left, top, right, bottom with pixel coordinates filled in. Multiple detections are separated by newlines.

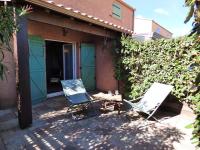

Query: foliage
left=185, top=0, right=200, bottom=147
left=115, top=35, right=200, bottom=146
left=117, top=35, right=200, bottom=100
left=0, top=4, right=31, bottom=80
left=185, top=1, right=200, bottom=147
left=185, top=0, right=200, bottom=35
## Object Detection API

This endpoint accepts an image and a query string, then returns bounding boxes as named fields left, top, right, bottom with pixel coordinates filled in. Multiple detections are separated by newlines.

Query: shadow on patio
left=0, top=93, right=194, bottom=150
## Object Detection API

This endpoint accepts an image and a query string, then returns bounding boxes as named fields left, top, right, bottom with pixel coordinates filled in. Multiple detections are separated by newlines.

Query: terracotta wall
left=28, top=20, right=94, bottom=79
left=28, top=20, right=94, bottom=43
left=47, top=0, right=134, bottom=30
left=95, top=38, right=118, bottom=92
left=0, top=3, right=122, bottom=108
left=0, top=40, right=17, bottom=109
left=28, top=20, right=118, bottom=92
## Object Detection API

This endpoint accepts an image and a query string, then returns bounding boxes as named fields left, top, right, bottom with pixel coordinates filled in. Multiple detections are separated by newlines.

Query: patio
left=0, top=93, right=196, bottom=150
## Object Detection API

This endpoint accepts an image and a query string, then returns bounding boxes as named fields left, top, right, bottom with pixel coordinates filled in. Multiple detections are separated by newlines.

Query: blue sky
left=124, top=0, right=193, bottom=37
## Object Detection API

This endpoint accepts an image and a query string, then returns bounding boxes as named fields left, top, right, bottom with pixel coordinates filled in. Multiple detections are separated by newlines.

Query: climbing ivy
left=117, top=35, right=199, bottom=100
left=115, top=35, right=200, bottom=147
left=0, top=4, right=31, bottom=80
left=185, top=0, right=200, bottom=35
left=184, top=0, right=200, bottom=147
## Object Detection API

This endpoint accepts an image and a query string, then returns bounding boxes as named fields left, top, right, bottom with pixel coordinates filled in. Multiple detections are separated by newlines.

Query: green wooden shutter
left=81, top=43, right=96, bottom=91
left=29, top=36, right=47, bottom=104
left=112, top=3, right=122, bottom=19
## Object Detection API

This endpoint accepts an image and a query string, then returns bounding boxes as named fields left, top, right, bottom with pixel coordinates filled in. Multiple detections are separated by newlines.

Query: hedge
left=114, top=35, right=200, bottom=146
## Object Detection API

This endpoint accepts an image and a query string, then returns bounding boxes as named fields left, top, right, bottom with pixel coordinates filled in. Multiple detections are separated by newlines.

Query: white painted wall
left=134, top=18, right=152, bottom=34
left=134, top=18, right=173, bottom=39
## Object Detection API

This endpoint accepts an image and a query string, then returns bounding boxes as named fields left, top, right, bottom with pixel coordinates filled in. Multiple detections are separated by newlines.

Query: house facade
left=0, top=0, right=134, bottom=108
left=134, top=17, right=172, bottom=41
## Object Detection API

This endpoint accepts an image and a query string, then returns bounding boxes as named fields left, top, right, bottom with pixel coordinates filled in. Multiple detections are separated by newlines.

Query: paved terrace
left=0, top=93, right=196, bottom=150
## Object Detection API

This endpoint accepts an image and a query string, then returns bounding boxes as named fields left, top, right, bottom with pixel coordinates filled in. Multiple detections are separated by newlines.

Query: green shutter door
left=81, top=43, right=96, bottom=91
left=29, top=36, right=47, bottom=104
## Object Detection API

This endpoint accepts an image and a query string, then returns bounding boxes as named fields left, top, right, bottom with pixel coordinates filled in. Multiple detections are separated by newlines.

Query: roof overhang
left=25, top=0, right=134, bottom=34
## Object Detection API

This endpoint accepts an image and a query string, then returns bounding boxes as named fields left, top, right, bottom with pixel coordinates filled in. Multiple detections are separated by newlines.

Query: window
left=112, top=3, right=122, bottom=19
left=155, top=27, right=161, bottom=34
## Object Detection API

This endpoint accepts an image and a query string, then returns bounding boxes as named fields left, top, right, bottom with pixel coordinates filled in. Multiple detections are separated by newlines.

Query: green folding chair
left=124, top=82, right=173, bottom=121
left=61, top=79, right=93, bottom=118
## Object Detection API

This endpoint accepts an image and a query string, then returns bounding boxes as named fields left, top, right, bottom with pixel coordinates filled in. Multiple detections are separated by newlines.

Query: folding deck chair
left=123, top=82, right=173, bottom=121
left=61, top=79, right=93, bottom=118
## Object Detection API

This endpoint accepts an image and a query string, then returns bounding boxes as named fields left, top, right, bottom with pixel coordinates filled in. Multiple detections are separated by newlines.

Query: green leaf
left=185, top=123, right=194, bottom=129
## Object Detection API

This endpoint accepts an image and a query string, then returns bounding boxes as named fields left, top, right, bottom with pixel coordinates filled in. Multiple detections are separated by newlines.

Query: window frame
left=112, top=3, right=122, bottom=20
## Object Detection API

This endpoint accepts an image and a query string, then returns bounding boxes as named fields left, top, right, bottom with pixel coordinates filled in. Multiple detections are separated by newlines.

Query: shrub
left=0, top=4, right=31, bottom=79
left=115, top=35, right=200, bottom=146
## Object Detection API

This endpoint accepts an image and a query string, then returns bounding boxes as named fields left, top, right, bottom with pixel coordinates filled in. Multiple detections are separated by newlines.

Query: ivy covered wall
left=116, top=35, right=199, bottom=102
left=115, top=35, right=200, bottom=146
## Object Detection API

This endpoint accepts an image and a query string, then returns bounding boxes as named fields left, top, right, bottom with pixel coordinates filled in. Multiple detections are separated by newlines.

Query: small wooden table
left=93, top=92, right=123, bottom=114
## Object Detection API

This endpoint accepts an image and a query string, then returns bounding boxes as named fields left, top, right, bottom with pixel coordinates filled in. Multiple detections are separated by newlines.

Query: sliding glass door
left=63, top=44, right=76, bottom=80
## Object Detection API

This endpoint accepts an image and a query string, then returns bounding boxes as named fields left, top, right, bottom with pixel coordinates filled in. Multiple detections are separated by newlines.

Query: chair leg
left=66, top=102, right=95, bottom=120
left=146, top=114, right=161, bottom=123
left=69, top=106, right=80, bottom=120
left=89, top=102, right=96, bottom=111
left=114, top=102, right=121, bottom=115
left=81, top=102, right=92, bottom=111
left=66, top=106, right=76, bottom=119
left=66, top=107, right=69, bottom=113
left=146, top=116, right=159, bottom=122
